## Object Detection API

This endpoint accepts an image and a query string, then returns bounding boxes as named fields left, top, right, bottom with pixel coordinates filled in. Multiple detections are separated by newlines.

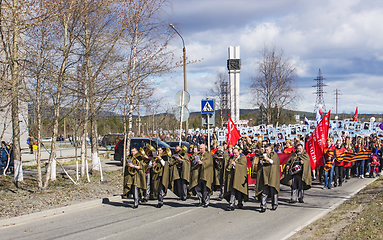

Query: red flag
left=227, top=114, right=241, bottom=147
left=353, top=107, right=358, bottom=122
left=305, top=111, right=331, bottom=171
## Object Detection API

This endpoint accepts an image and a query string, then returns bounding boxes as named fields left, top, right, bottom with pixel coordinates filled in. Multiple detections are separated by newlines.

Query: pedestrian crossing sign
left=201, top=99, right=214, bottom=114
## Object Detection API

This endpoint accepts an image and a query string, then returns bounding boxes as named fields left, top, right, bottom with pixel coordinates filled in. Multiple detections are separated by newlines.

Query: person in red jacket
left=334, top=140, right=346, bottom=187
left=283, top=139, right=296, bottom=154
left=370, top=155, right=380, bottom=177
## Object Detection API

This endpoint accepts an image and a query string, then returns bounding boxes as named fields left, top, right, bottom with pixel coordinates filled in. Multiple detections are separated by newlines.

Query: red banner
left=247, top=153, right=292, bottom=185
left=305, top=111, right=331, bottom=171
left=227, top=114, right=241, bottom=147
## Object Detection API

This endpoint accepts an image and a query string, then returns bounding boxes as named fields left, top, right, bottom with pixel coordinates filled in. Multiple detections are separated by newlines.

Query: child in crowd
left=370, top=155, right=380, bottom=178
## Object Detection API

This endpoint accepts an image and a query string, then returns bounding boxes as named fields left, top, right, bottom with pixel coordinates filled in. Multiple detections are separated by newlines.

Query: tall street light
left=169, top=23, right=188, bottom=137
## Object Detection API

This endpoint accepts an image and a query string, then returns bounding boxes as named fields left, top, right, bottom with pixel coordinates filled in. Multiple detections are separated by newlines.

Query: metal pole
left=336, top=89, right=338, bottom=116
left=183, top=47, right=188, bottom=135
left=170, top=24, right=188, bottom=136
left=179, top=91, right=184, bottom=147
left=207, top=114, right=210, bottom=151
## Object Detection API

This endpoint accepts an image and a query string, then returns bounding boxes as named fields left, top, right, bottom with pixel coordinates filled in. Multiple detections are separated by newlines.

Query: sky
left=151, top=0, right=383, bottom=117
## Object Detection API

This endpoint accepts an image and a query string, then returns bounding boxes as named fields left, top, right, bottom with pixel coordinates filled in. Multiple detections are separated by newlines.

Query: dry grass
left=289, top=176, right=383, bottom=240
left=0, top=170, right=123, bottom=220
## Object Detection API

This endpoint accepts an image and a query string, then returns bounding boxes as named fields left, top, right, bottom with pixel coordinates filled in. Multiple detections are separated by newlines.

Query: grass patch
left=289, top=176, right=383, bottom=240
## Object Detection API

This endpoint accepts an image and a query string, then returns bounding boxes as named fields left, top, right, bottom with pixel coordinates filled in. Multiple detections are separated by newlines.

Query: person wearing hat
left=213, top=146, right=229, bottom=200
left=255, top=144, right=280, bottom=212
left=283, top=139, right=296, bottom=154
left=169, top=145, right=191, bottom=201
left=123, top=147, right=148, bottom=208
left=27, top=134, right=35, bottom=154
left=189, top=144, right=213, bottom=207
left=224, top=147, right=248, bottom=210
left=281, top=143, right=312, bottom=203
left=369, top=155, right=380, bottom=177
left=150, top=146, right=170, bottom=208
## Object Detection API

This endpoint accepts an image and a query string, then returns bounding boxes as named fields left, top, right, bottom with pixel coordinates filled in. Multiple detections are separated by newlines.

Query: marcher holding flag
left=227, top=115, right=241, bottom=147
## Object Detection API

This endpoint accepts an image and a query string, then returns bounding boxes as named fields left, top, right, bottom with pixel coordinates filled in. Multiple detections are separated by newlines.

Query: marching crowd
left=122, top=132, right=382, bottom=211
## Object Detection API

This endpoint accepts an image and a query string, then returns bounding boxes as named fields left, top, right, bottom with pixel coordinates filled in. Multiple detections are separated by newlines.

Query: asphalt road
left=0, top=176, right=377, bottom=240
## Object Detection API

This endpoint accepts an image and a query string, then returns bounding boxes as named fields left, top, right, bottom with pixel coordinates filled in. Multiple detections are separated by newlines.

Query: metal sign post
left=179, top=91, right=184, bottom=146
left=174, top=90, right=190, bottom=147
left=201, top=99, right=215, bottom=151
left=207, top=113, right=210, bottom=151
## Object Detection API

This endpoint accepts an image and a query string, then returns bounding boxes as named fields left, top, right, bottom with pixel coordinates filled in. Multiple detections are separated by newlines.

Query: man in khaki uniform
left=169, top=145, right=190, bottom=201
left=150, top=147, right=170, bottom=208
left=123, top=147, right=147, bottom=209
left=190, top=144, right=213, bottom=207
left=224, top=147, right=248, bottom=210
left=256, top=144, right=280, bottom=212
left=281, top=144, right=312, bottom=203
left=213, top=146, right=229, bottom=200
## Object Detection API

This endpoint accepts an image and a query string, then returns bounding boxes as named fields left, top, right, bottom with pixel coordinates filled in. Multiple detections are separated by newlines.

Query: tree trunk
left=36, top=72, right=42, bottom=188
left=11, top=0, right=22, bottom=183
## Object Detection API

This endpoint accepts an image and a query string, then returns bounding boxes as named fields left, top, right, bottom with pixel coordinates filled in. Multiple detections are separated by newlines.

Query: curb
left=0, top=195, right=122, bottom=228
left=281, top=177, right=380, bottom=240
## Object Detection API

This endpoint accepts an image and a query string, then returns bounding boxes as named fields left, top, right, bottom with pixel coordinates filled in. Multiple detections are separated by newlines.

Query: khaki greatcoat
left=123, top=156, right=147, bottom=198
left=280, top=151, right=312, bottom=190
left=150, top=155, right=170, bottom=200
left=223, top=154, right=249, bottom=202
left=255, top=152, right=280, bottom=199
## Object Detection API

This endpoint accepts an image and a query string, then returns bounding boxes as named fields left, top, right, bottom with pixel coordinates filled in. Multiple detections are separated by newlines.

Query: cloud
left=153, top=0, right=383, bottom=116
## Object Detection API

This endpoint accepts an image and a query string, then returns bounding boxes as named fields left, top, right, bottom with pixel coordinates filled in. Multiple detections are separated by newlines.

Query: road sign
left=175, top=90, right=190, bottom=106
left=174, top=106, right=190, bottom=122
left=202, top=112, right=215, bottom=127
left=201, top=99, right=214, bottom=114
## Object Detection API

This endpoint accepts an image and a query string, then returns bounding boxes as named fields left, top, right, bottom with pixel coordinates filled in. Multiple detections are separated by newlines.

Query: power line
left=313, top=69, right=327, bottom=113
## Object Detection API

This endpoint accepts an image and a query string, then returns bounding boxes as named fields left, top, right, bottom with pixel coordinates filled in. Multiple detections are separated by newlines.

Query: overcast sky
left=152, top=0, right=383, bottom=117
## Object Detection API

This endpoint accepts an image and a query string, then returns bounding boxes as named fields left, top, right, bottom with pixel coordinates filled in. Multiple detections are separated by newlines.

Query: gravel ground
left=0, top=170, right=123, bottom=220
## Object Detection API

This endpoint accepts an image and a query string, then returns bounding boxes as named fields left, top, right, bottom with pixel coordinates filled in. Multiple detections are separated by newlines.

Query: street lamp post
left=169, top=23, right=188, bottom=140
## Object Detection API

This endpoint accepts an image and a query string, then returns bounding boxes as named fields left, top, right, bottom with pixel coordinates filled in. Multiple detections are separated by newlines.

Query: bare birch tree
left=251, top=46, right=300, bottom=126
left=0, top=0, right=54, bottom=184
left=120, top=0, right=174, bottom=172
left=209, top=72, right=228, bottom=128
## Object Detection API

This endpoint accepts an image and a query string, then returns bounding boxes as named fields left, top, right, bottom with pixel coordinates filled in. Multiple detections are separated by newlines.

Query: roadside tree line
left=0, top=0, right=178, bottom=188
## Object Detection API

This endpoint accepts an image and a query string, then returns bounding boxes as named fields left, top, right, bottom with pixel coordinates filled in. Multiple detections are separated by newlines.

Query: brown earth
left=289, top=175, right=383, bottom=240
left=0, top=170, right=123, bottom=220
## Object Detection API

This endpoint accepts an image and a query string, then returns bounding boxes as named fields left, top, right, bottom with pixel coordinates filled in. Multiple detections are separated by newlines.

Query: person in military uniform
left=255, top=144, right=280, bottom=212
left=169, top=145, right=190, bottom=201
left=123, top=147, right=148, bottom=208
left=149, top=147, right=170, bottom=208
left=189, top=144, right=214, bottom=207
left=142, top=145, right=154, bottom=202
left=224, top=147, right=248, bottom=210
left=281, top=144, right=312, bottom=203
left=213, top=146, right=229, bottom=201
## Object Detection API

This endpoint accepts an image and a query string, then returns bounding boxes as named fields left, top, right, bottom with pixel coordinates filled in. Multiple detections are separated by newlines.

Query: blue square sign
left=201, top=100, right=214, bottom=114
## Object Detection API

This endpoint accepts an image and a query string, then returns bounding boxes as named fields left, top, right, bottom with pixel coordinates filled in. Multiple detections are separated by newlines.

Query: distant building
left=0, top=101, right=29, bottom=148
